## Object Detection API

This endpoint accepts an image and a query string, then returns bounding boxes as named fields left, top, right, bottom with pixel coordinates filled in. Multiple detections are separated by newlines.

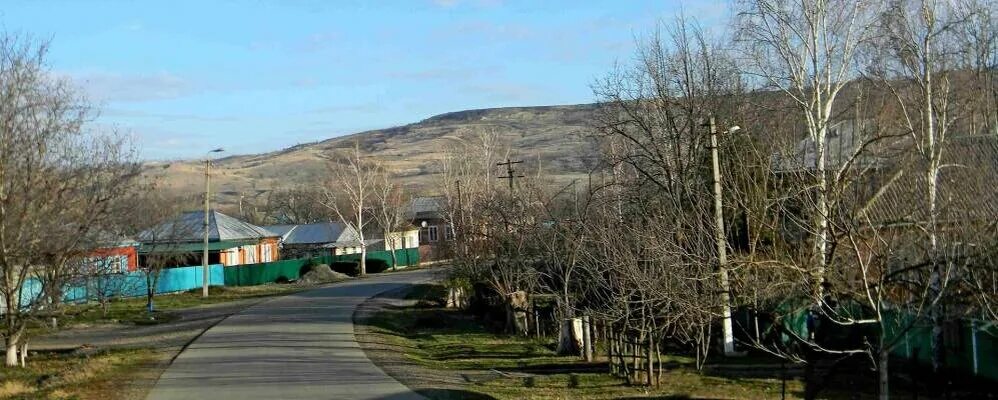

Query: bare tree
left=0, top=35, right=141, bottom=367
left=262, top=186, right=328, bottom=225
left=866, top=0, right=997, bottom=376
left=737, top=0, right=881, bottom=302
left=131, top=190, right=199, bottom=313
left=371, top=166, right=409, bottom=270
left=591, top=15, right=745, bottom=360
left=323, top=143, right=378, bottom=275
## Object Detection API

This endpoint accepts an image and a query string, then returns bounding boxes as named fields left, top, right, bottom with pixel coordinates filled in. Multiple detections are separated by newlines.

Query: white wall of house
left=385, top=229, right=420, bottom=250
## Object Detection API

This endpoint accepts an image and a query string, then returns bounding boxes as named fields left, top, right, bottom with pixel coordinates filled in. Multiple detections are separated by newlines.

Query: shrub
left=330, top=261, right=360, bottom=276
left=366, top=259, right=390, bottom=274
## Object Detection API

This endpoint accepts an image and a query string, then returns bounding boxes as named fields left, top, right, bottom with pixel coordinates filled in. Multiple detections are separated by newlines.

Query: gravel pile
left=298, top=264, right=350, bottom=284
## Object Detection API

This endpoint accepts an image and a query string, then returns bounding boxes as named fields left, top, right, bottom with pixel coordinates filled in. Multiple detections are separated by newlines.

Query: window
left=445, top=226, right=454, bottom=240
left=261, top=244, right=272, bottom=262
left=428, top=226, right=439, bottom=242
left=243, top=245, right=257, bottom=264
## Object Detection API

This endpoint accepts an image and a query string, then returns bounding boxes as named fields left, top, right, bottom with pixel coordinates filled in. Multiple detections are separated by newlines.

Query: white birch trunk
left=5, top=341, right=17, bottom=367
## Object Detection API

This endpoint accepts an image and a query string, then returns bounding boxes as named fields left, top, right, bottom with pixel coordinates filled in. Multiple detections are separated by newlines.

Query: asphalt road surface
left=146, top=268, right=437, bottom=400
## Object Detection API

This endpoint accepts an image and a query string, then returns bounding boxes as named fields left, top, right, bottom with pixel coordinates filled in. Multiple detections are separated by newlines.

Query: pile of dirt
left=298, top=264, right=350, bottom=284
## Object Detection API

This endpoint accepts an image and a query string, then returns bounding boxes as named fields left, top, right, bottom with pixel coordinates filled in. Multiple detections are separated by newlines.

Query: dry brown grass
left=0, top=381, right=34, bottom=398
left=0, top=349, right=157, bottom=400
left=144, top=104, right=596, bottom=210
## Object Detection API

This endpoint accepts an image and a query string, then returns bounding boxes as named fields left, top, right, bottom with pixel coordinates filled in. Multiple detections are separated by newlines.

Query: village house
left=264, top=222, right=363, bottom=259
left=407, top=196, right=454, bottom=261
left=86, top=237, right=140, bottom=273
left=138, top=210, right=280, bottom=267
left=265, top=221, right=420, bottom=260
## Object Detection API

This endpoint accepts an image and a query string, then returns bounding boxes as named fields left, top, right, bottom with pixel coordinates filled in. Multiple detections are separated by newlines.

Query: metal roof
left=262, top=222, right=360, bottom=245
left=138, top=239, right=258, bottom=254
left=138, top=210, right=277, bottom=244
left=408, top=196, right=447, bottom=220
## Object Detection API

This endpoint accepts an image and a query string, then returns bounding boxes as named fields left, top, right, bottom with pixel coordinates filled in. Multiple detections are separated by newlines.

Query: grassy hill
left=144, top=104, right=599, bottom=210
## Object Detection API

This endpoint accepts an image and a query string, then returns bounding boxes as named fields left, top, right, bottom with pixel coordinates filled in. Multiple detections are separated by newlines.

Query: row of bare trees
left=439, top=1, right=996, bottom=398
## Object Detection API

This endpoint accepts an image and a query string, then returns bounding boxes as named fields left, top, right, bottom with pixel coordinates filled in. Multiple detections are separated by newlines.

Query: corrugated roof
left=263, top=224, right=297, bottom=238
left=138, top=239, right=258, bottom=254
left=408, top=196, right=447, bottom=219
left=262, top=222, right=360, bottom=245
left=138, top=210, right=277, bottom=243
left=863, top=136, right=998, bottom=225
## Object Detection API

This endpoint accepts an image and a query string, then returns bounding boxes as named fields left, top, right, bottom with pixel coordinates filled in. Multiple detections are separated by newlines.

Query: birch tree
left=870, top=0, right=994, bottom=374
left=323, top=142, right=377, bottom=275
left=737, top=0, right=880, bottom=302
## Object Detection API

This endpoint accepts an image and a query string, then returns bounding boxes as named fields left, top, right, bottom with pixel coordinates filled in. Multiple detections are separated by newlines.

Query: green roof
left=138, top=240, right=258, bottom=254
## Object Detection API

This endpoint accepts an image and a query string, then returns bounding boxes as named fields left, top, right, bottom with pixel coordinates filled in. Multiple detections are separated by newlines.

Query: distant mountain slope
left=145, top=104, right=599, bottom=209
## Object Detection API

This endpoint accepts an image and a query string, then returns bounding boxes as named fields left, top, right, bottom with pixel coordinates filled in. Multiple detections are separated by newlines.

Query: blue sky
left=2, top=0, right=727, bottom=160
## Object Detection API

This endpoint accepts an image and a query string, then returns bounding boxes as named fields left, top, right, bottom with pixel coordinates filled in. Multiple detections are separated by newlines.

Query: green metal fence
left=332, top=248, right=419, bottom=269
left=221, top=248, right=420, bottom=287
left=223, top=256, right=334, bottom=286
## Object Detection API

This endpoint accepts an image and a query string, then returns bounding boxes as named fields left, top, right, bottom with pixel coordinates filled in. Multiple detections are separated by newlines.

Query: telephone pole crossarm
left=496, top=159, right=524, bottom=192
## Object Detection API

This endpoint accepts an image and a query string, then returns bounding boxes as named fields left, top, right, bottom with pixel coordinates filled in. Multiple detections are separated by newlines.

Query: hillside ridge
left=145, top=103, right=599, bottom=208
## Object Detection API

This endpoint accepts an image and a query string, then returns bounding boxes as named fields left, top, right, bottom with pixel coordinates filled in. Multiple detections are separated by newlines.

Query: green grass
left=52, top=283, right=306, bottom=328
left=0, top=348, right=157, bottom=400
left=364, top=284, right=808, bottom=400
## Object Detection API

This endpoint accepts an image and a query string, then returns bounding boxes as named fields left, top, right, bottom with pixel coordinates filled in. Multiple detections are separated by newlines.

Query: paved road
left=146, top=268, right=437, bottom=400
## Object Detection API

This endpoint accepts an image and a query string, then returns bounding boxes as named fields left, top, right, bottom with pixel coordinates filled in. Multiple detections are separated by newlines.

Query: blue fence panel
left=16, top=264, right=225, bottom=308
left=155, top=264, right=223, bottom=294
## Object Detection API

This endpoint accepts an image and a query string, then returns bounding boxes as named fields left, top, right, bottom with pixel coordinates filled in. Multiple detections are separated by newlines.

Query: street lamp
left=203, top=148, right=224, bottom=298
left=705, top=118, right=744, bottom=357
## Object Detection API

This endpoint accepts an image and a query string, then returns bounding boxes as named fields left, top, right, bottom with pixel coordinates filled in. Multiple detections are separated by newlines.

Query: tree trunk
left=814, top=134, right=829, bottom=303
left=146, top=275, right=156, bottom=312
left=557, top=318, right=583, bottom=355
left=19, top=342, right=27, bottom=367
left=619, top=334, right=631, bottom=383
left=879, top=348, right=890, bottom=400
left=5, top=341, right=18, bottom=367
left=386, top=230, right=398, bottom=271
left=359, top=244, right=367, bottom=276
left=646, top=334, right=654, bottom=386
left=632, top=339, right=639, bottom=383
left=657, top=341, right=663, bottom=386
left=608, top=327, right=616, bottom=375
left=583, top=315, right=593, bottom=362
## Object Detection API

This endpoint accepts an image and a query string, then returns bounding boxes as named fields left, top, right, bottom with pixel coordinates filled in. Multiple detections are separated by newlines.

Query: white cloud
left=66, top=71, right=196, bottom=102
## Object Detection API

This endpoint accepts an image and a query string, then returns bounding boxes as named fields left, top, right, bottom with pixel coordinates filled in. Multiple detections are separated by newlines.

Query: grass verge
left=54, top=283, right=308, bottom=327
left=0, top=348, right=159, bottom=400
left=361, top=284, right=807, bottom=400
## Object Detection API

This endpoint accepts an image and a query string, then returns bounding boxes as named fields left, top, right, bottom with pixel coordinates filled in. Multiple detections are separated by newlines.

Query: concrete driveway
left=146, top=268, right=437, bottom=400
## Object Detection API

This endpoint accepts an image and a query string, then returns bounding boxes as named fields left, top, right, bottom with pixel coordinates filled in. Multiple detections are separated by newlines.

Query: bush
left=330, top=261, right=360, bottom=276
left=366, top=259, right=390, bottom=274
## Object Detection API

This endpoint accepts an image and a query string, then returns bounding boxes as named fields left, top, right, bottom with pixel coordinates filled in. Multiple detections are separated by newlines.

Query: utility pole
left=203, top=148, right=224, bottom=298
left=455, top=179, right=466, bottom=256
left=707, top=117, right=737, bottom=356
left=496, top=159, right=524, bottom=192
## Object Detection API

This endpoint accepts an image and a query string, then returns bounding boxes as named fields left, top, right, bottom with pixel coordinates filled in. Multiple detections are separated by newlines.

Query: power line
left=496, top=159, right=525, bottom=192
